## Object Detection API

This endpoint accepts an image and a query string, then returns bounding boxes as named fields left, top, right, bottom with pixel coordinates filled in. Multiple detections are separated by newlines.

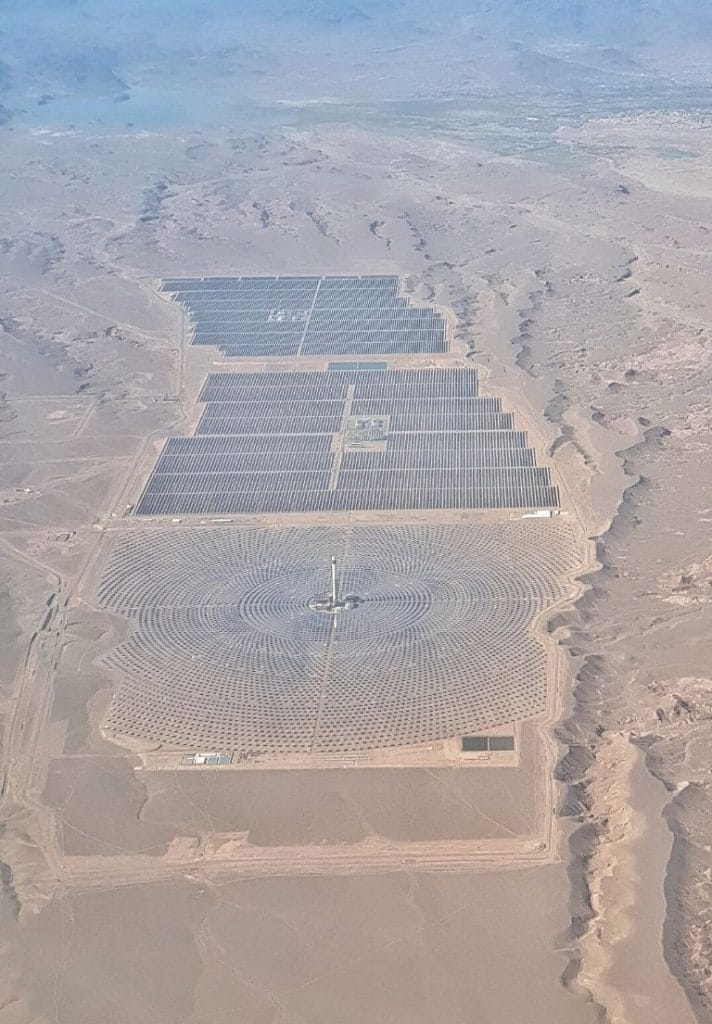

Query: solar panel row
left=194, top=397, right=500, bottom=420
left=196, top=413, right=346, bottom=435
left=182, top=297, right=410, bottom=313
left=189, top=313, right=436, bottom=328
left=157, top=452, right=336, bottom=473
left=200, top=367, right=477, bottom=402
left=211, top=339, right=445, bottom=358
left=145, top=470, right=334, bottom=496
left=165, top=429, right=528, bottom=456
left=137, top=484, right=560, bottom=517
left=145, top=467, right=552, bottom=497
left=342, top=449, right=536, bottom=469
left=351, top=397, right=501, bottom=415
left=193, top=320, right=308, bottom=332
left=310, top=312, right=435, bottom=325
left=195, top=414, right=513, bottom=436
left=199, top=342, right=302, bottom=357
left=300, top=329, right=445, bottom=353
left=379, top=430, right=530, bottom=450
left=164, top=434, right=334, bottom=456
left=202, top=367, right=465, bottom=386
left=155, top=449, right=535, bottom=475
left=200, top=399, right=347, bottom=419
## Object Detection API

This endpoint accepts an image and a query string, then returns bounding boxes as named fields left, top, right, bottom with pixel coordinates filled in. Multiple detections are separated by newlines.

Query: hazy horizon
left=2, top=0, right=712, bottom=132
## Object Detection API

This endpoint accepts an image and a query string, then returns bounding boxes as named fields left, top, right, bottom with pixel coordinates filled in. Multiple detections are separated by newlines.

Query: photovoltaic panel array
left=160, top=275, right=447, bottom=356
left=135, top=367, right=559, bottom=515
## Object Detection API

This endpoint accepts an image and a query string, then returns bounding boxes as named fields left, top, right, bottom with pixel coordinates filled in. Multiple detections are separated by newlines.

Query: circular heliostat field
left=97, top=522, right=578, bottom=755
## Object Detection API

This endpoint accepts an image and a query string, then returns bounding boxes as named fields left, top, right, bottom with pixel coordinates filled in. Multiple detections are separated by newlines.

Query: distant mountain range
left=1, top=0, right=711, bottom=129
left=252, top=0, right=712, bottom=42
left=6, top=0, right=712, bottom=40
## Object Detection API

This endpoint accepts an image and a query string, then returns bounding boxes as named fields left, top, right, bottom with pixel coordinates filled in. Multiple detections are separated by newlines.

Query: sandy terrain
left=2, top=86, right=712, bottom=1023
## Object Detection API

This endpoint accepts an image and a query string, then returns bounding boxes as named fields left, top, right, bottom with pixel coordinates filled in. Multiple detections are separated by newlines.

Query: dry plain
left=1, top=99, right=712, bottom=1024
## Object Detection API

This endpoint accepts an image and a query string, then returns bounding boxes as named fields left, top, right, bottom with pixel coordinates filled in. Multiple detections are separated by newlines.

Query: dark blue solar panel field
left=136, top=367, right=559, bottom=515
left=161, top=275, right=447, bottom=357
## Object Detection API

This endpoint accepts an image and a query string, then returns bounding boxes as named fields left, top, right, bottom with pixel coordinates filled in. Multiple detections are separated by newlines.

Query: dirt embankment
left=553, top=419, right=708, bottom=1021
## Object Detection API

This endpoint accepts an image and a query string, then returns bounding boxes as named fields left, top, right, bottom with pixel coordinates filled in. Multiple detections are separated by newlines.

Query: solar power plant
left=160, top=275, right=448, bottom=356
left=135, top=367, right=559, bottom=515
left=98, top=522, right=579, bottom=755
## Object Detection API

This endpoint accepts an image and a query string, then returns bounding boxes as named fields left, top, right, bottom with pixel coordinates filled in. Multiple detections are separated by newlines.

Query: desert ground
left=3, top=15, right=712, bottom=1018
